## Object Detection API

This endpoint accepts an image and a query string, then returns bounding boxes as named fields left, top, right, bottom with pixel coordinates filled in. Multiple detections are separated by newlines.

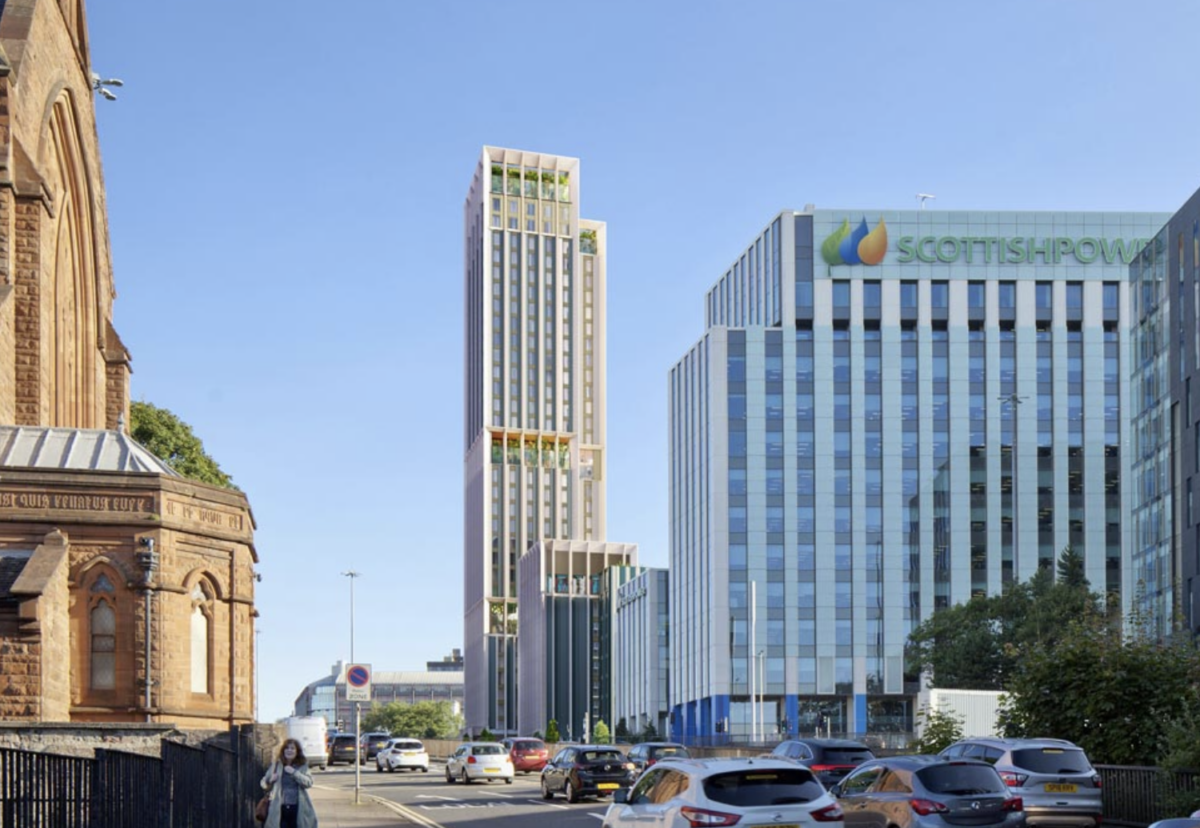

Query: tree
left=909, top=706, right=964, bottom=755
left=479, top=728, right=495, bottom=742
left=640, top=722, right=659, bottom=743
left=592, top=719, right=611, bottom=744
left=545, top=719, right=560, bottom=743
left=129, top=401, right=236, bottom=488
left=996, top=608, right=1200, bottom=765
left=615, top=718, right=629, bottom=743
left=906, top=547, right=1103, bottom=690
left=360, top=701, right=462, bottom=740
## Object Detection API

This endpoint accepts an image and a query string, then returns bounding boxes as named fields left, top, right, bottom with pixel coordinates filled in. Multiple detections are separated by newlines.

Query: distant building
left=612, top=568, right=670, bottom=741
left=294, top=662, right=463, bottom=732
left=427, top=649, right=464, bottom=672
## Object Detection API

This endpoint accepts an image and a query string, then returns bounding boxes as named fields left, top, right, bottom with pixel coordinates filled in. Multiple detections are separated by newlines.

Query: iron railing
left=1097, top=765, right=1200, bottom=827
left=0, top=725, right=267, bottom=828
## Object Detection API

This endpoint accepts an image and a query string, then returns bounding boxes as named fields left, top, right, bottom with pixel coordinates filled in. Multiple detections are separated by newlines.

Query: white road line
left=367, top=793, right=445, bottom=828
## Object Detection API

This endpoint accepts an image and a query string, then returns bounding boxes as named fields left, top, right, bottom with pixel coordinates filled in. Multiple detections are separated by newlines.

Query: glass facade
left=670, top=208, right=1171, bottom=741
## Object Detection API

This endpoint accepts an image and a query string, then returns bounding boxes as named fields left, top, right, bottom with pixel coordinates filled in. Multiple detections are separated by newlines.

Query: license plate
left=484, top=768, right=499, bottom=773
left=597, top=783, right=619, bottom=790
left=752, top=824, right=799, bottom=828
left=1045, top=783, right=1077, bottom=793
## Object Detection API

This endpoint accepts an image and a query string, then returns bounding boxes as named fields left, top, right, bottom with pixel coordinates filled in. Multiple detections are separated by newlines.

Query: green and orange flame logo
left=821, top=217, right=888, bottom=266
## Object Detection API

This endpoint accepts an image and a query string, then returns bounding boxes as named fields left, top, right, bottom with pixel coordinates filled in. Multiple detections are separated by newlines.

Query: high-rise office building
left=668, top=208, right=1169, bottom=741
left=462, top=148, right=607, bottom=735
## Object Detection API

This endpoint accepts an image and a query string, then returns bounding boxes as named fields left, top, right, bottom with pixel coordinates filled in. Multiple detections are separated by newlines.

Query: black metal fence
left=0, top=725, right=268, bottom=828
left=1098, top=765, right=1200, bottom=827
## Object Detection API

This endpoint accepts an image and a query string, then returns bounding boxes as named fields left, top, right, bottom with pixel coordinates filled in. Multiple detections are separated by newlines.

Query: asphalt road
left=317, top=761, right=612, bottom=828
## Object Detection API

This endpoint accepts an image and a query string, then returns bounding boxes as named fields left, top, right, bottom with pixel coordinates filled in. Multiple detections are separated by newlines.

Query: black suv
left=328, top=734, right=357, bottom=766
left=767, top=738, right=876, bottom=788
left=359, top=731, right=391, bottom=764
left=626, top=741, right=690, bottom=773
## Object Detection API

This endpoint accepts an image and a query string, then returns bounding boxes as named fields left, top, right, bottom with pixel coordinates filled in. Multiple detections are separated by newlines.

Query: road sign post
left=346, top=664, right=371, bottom=803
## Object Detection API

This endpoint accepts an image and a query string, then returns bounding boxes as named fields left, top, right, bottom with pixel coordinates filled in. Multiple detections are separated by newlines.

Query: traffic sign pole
left=344, top=663, right=372, bottom=805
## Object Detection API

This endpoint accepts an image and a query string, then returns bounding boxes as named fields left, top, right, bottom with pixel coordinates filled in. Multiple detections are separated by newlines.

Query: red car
left=503, top=737, right=549, bottom=773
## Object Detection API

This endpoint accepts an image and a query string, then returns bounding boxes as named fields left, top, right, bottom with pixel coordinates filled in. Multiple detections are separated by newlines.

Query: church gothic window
left=190, top=583, right=212, bottom=695
left=89, top=572, right=116, bottom=690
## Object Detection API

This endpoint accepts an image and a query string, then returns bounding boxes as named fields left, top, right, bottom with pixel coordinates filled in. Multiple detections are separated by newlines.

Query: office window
left=1067, top=282, right=1083, bottom=309
left=999, top=282, right=1016, bottom=309
left=968, top=282, right=986, bottom=309
left=931, top=281, right=949, bottom=309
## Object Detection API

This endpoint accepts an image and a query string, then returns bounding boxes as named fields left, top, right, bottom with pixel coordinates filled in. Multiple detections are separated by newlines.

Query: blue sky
left=86, top=1, right=1200, bottom=723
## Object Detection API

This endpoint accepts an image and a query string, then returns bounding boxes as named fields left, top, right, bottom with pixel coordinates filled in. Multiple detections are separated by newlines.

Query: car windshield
left=822, top=748, right=874, bottom=764
left=917, top=764, right=1006, bottom=795
left=582, top=750, right=623, bottom=762
left=1010, top=748, right=1091, bottom=774
left=703, top=769, right=824, bottom=806
left=473, top=745, right=505, bottom=755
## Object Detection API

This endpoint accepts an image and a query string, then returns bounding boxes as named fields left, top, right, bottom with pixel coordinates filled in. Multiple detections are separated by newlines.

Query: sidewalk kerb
left=364, top=793, right=445, bottom=828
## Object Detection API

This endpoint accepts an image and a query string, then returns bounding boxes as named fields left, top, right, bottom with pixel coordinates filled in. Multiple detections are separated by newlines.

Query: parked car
left=328, top=734, right=358, bottom=766
left=502, top=737, right=549, bottom=773
left=541, top=744, right=637, bottom=803
left=445, top=741, right=514, bottom=784
left=940, top=737, right=1101, bottom=827
left=358, top=731, right=391, bottom=764
left=830, top=755, right=1024, bottom=828
left=626, top=741, right=690, bottom=773
left=375, top=738, right=429, bottom=773
left=768, top=738, right=876, bottom=788
left=603, top=756, right=843, bottom=827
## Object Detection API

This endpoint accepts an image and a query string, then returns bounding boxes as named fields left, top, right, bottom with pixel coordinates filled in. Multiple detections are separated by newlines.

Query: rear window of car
left=1010, top=748, right=1091, bottom=774
left=703, top=769, right=824, bottom=806
left=473, top=744, right=505, bottom=755
left=333, top=736, right=356, bottom=747
left=397, top=741, right=423, bottom=750
left=917, top=764, right=1006, bottom=794
left=651, top=746, right=689, bottom=759
left=513, top=740, right=544, bottom=750
left=583, top=750, right=624, bottom=762
left=823, top=748, right=875, bottom=764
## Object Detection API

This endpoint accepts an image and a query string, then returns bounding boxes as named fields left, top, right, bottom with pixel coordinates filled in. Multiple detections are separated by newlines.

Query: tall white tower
left=462, top=147, right=607, bottom=735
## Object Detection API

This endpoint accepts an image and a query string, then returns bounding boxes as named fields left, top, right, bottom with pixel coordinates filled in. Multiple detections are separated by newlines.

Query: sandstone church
left=0, top=0, right=258, bottom=728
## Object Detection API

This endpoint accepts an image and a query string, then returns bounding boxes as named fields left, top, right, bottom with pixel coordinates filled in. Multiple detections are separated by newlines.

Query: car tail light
left=812, top=803, right=844, bottom=822
left=1092, top=774, right=1102, bottom=789
left=809, top=764, right=854, bottom=775
left=647, top=758, right=657, bottom=767
left=998, top=771, right=1028, bottom=787
left=467, top=756, right=477, bottom=764
left=679, top=806, right=742, bottom=827
left=910, top=799, right=949, bottom=816
left=1002, top=797, right=1024, bottom=813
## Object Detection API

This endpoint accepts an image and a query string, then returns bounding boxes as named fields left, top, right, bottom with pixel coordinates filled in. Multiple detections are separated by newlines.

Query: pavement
left=309, top=782, right=430, bottom=827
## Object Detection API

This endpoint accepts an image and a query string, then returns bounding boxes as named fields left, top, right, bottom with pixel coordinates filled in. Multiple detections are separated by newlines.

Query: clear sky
left=85, top=0, right=1200, bottom=723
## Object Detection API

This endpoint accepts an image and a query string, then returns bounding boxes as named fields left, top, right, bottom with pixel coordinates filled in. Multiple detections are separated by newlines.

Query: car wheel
left=461, top=768, right=472, bottom=785
left=541, top=777, right=554, bottom=800
left=388, top=763, right=395, bottom=773
left=446, top=766, right=455, bottom=784
left=422, top=767, right=429, bottom=773
left=505, top=777, right=513, bottom=785
left=566, top=780, right=579, bottom=804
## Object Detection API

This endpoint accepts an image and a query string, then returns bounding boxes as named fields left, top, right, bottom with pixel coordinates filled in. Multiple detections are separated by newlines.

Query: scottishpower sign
left=822, top=217, right=1150, bottom=267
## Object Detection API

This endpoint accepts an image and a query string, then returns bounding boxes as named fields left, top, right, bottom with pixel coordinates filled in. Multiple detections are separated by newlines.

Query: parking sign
left=346, top=663, right=371, bottom=702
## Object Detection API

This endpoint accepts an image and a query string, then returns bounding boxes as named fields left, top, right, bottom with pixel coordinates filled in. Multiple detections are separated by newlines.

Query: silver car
left=832, top=755, right=1025, bottom=828
left=940, top=738, right=1100, bottom=827
left=445, top=741, right=514, bottom=784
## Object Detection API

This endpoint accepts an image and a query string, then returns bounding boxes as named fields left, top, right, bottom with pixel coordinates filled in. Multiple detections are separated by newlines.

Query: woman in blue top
left=260, top=738, right=318, bottom=828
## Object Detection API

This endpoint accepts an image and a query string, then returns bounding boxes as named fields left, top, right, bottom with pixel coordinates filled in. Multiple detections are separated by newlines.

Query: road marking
left=366, top=794, right=445, bottom=828
left=415, top=794, right=458, bottom=801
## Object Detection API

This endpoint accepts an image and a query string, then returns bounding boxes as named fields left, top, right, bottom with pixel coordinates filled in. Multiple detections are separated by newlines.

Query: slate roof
left=0, top=425, right=179, bottom=476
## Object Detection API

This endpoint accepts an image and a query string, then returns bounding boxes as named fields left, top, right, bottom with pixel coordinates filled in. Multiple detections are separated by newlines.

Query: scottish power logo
left=821, top=217, right=888, bottom=266
left=821, top=215, right=1149, bottom=267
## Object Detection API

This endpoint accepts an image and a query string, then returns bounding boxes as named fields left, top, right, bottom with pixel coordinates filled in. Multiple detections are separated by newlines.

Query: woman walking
left=259, top=738, right=318, bottom=828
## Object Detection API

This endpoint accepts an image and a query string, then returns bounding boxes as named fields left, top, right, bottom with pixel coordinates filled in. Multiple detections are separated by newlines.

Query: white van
left=283, top=715, right=328, bottom=770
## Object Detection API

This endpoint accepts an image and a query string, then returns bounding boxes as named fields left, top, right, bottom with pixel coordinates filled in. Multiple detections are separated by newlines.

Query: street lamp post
left=756, top=649, right=765, bottom=743
left=341, top=570, right=361, bottom=804
left=998, top=394, right=1028, bottom=584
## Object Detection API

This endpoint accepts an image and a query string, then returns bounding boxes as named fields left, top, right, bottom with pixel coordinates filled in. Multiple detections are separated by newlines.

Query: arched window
left=90, top=598, right=115, bottom=690
left=190, top=583, right=211, bottom=694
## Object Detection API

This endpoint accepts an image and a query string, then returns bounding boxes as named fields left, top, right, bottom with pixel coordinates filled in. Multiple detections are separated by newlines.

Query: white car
left=445, top=741, right=514, bottom=784
left=375, top=738, right=430, bottom=773
left=603, top=756, right=843, bottom=828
